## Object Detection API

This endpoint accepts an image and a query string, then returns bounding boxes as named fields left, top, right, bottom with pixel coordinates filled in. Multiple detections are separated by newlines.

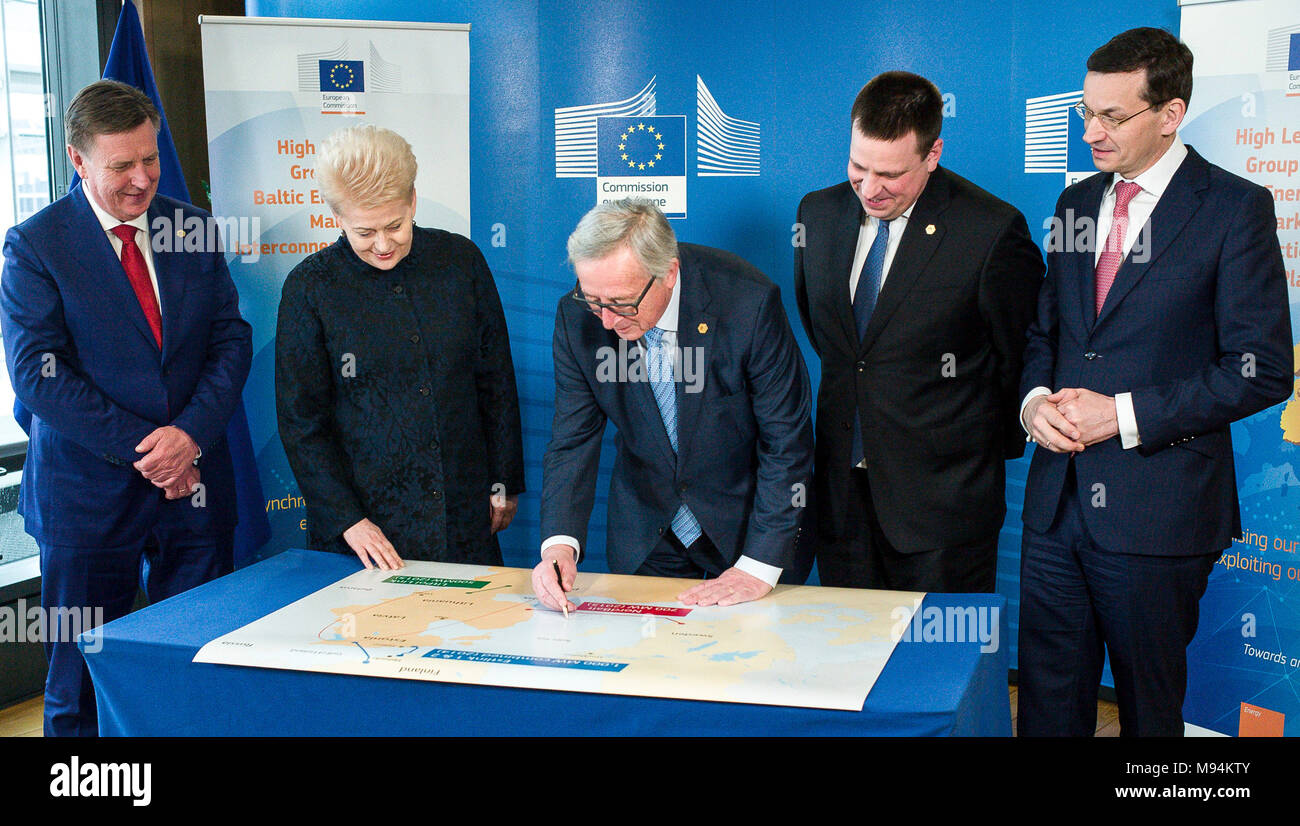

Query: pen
left=552, top=559, right=569, bottom=618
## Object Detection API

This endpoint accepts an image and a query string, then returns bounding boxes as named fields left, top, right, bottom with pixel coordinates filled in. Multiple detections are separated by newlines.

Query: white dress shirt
left=541, top=274, right=783, bottom=588
left=82, top=185, right=161, bottom=307
left=1020, top=135, right=1189, bottom=449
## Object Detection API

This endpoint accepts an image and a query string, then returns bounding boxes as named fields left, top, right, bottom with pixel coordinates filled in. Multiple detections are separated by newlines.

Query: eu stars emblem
left=595, top=115, right=688, bottom=218
left=597, top=116, right=685, bottom=177
left=318, top=60, right=366, bottom=92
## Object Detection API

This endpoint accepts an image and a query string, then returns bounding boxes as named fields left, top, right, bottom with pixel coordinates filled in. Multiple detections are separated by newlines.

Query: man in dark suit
left=795, top=71, right=1043, bottom=593
left=532, top=199, right=812, bottom=610
left=1018, top=28, right=1292, bottom=736
left=0, top=81, right=252, bottom=736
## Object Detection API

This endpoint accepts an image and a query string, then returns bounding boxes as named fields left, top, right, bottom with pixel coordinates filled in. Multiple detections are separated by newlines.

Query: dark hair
left=65, top=80, right=160, bottom=153
left=1087, top=27, right=1193, bottom=108
left=850, top=71, right=943, bottom=156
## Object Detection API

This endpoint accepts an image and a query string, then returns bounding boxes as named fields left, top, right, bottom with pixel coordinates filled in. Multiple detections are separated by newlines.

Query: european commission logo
left=596, top=116, right=687, bottom=217
left=696, top=76, right=759, bottom=176
left=1263, top=26, right=1300, bottom=71
left=296, top=42, right=403, bottom=114
left=1264, top=26, right=1300, bottom=96
left=1024, top=89, right=1098, bottom=186
left=319, top=60, right=365, bottom=92
left=554, top=75, right=761, bottom=217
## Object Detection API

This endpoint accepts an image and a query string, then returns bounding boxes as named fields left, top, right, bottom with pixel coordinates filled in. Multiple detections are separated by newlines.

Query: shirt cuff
left=1115, top=391, right=1140, bottom=449
left=541, top=535, right=581, bottom=563
left=735, top=555, right=782, bottom=588
left=1019, top=386, right=1051, bottom=440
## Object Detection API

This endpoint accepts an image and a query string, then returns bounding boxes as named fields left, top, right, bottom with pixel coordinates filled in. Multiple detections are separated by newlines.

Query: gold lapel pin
left=698, top=322, right=708, bottom=334
left=925, top=224, right=936, bottom=235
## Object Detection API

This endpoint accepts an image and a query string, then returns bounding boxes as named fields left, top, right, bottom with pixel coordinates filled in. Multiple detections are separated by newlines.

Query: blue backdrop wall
left=240, top=0, right=1182, bottom=673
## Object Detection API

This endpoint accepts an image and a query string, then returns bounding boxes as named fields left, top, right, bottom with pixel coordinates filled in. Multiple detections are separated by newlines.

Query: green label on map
left=383, top=576, right=487, bottom=588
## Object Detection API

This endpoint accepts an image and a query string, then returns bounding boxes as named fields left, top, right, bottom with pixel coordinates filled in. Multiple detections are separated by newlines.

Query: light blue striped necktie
left=643, top=326, right=703, bottom=547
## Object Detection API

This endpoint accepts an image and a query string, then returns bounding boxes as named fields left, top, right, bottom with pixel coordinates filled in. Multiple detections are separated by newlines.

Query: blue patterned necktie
left=850, top=218, right=890, bottom=465
left=643, top=326, right=703, bottom=547
left=852, top=217, right=891, bottom=340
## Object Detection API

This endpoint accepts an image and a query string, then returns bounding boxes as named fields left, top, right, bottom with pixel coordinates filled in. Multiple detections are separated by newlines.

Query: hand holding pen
left=532, top=545, right=577, bottom=615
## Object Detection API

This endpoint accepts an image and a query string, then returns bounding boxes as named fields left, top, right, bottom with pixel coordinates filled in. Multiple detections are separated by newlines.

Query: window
left=0, top=0, right=50, bottom=457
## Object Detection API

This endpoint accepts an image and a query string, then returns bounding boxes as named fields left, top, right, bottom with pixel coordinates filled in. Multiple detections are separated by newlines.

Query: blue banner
left=248, top=0, right=1183, bottom=696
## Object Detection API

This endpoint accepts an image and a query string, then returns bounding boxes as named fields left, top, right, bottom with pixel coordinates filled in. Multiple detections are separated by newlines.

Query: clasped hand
left=134, top=425, right=200, bottom=499
left=1024, top=387, right=1118, bottom=453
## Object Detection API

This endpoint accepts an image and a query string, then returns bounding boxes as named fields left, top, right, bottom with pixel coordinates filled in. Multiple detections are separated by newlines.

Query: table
left=80, top=549, right=1011, bottom=736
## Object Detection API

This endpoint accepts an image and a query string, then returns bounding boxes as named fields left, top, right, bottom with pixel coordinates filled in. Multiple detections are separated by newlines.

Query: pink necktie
left=1094, top=180, right=1142, bottom=317
left=112, top=224, right=162, bottom=348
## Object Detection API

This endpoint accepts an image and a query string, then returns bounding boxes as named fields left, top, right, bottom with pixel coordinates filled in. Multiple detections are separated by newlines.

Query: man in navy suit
left=0, top=80, right=252, bottom=736
left=532, top=199, right=812, bottom=610
left=795, top=71, right=1043, bottom=594
left=1018, top=28, right=1292, bottom=736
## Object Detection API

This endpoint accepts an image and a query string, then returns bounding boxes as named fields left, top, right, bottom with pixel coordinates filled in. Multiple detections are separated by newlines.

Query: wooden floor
left=0, top=697, right=43, bottom=737
left=4, top=687, right=1119, bottom=736
left=1008, top=685, right=1120, bottom=736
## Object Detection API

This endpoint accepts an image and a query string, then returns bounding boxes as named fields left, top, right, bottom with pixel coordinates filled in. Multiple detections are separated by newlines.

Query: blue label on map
left=422, top=649, right=628, bottom=671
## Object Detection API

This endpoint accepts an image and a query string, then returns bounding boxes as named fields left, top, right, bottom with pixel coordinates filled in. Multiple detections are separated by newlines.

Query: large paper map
left=193, top=562, right=921, bottom=711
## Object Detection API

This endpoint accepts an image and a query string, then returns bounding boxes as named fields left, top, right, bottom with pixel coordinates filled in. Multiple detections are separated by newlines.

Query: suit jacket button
left=856, top=361, right=865, bottom=371
left=842, top=421, right=851, bottom=431
left=657, top=527, right=664, bottom=535
left=1084, top=351, right=1098, bottom=360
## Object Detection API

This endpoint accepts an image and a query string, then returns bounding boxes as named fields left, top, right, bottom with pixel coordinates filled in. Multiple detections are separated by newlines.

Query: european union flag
left=1290, top=33, right=1299, bottom=72
left=597, top=116, right=686, bottom=176
left=319, top=60, right=365, bottom=92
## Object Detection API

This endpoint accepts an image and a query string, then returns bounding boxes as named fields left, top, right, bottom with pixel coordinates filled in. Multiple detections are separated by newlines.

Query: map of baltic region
left=193, top=562, right=922, bottom=711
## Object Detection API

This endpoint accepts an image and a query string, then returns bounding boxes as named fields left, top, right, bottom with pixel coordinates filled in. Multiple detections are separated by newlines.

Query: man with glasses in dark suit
left=1018, top=27, right=1292, bottom=736
left=532, top=199, right=813, bottom=610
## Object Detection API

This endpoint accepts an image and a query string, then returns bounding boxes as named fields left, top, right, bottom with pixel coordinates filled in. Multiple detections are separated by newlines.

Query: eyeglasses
left=570, top=276, right=656, bottom=317
left=1072, top=101, right=1160, bottom=131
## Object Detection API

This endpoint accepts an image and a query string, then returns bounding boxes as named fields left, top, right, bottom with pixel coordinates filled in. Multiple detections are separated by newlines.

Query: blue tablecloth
left=80, top=549, right=1010, bottom=736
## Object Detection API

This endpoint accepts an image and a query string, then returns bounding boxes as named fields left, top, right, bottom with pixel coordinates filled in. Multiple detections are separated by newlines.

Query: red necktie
left=1094, top=180, right=1142, bottom=317
left=112, top=224, right=162, bottom=348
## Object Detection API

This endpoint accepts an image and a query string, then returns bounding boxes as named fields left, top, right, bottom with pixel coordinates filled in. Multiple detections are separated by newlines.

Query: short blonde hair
left=316, top=124, right=417, bottom=213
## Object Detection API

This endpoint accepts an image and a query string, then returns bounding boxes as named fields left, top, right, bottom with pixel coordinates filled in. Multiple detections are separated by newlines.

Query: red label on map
left=575, top=602, right=691, bottom=617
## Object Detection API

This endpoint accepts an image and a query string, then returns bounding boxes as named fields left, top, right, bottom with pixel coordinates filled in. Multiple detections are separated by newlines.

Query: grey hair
left=566, top=198, right=678, bottom=280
